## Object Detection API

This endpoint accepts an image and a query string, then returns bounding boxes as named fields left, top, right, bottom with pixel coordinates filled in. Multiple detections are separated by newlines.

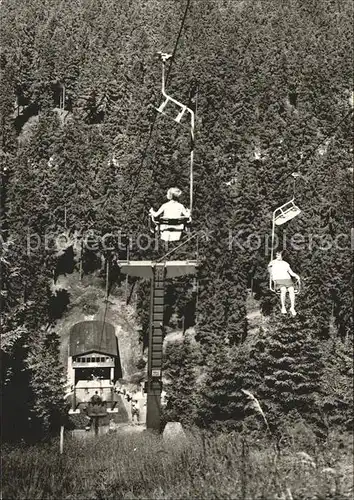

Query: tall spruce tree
left=197, top=344, right=250, bottom=431
left=247, top=315, right=324, bottom=431
left=162, top=335, right=200, bottom=427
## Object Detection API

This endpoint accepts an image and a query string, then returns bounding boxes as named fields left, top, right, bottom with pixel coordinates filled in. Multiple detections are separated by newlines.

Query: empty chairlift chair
left=273, top=172, right=301, bottom=226
left=273, top=198, right=301, bottom=226
left=155, top=52, right=193, bottom=128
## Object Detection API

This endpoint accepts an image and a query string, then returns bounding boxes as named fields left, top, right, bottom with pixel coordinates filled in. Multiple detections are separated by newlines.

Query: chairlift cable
left=124, top=0, right=193, bottom=227
left=268, top=108, right=353, bottom=197
left=266, top=106, right=351, bottom=295
left=165, top=0, right=193, bottom=86
left=157, top=230, right=200, bottom=263
left=268, top=108, right=352, bottom=291
left=98, top=0, right=194, bottom=349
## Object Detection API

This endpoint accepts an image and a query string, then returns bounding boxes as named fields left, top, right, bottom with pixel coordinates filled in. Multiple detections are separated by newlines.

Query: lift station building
left=68, top=321, right=121, bottom=409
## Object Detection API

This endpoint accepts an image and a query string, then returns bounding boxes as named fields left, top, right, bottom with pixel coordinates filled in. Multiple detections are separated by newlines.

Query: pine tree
left=197, top=344, right=250, bottom=431
left=247, top=316, right=324, bottom=431
left=25, top=327, right=66, bottom=437
left=162, top=335, right=200, bottom=427
left=320, top=338, right=353, bottom=431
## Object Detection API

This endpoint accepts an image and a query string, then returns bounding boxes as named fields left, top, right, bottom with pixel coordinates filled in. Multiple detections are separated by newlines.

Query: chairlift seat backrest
left=150, top=214, right=191, bottom=227
left=158, top=216, right=191, bottom=225
left=150, top=214, right=191, bottom=242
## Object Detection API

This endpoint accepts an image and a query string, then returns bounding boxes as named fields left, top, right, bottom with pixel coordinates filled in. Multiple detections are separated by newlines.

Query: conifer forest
left=1, top=0, right=353, bottom=498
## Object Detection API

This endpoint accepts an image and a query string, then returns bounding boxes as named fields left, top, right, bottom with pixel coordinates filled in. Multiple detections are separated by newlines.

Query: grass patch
left=2, top=429, right=353, bottom=499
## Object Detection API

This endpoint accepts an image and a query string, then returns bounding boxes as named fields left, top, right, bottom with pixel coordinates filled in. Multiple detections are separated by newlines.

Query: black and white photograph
left=1, top=0, right=353, bottom=498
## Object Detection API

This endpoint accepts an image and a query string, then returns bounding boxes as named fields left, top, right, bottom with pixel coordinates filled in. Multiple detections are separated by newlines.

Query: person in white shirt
left=149, top=187, right=190, bottom=241
left=268, top=251, right=300, bottom=316
left=131, top=392, right=140, bottom=424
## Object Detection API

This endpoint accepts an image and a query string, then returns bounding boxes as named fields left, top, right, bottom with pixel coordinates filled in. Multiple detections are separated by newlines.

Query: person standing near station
left=90, top=391, right=102, bottom=405
left=131, top=392, right=140, bottom=424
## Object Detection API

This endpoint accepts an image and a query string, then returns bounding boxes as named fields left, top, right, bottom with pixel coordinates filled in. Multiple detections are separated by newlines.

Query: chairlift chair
left=155, top=52, right=194, bottom=130
left=154, top=50, right=195, bottom=219
left=269, top=173, right=302, bottom=294
left=272, top=172, right=302, bottom=227
left=273, top=198, right=301, bottom=226
left=269, top=276, right=301, bottom=295
left=150, top=213, right=191, bottom=242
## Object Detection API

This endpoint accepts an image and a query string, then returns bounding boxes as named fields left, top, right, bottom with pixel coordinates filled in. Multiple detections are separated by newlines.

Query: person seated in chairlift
left=268, top=251, right=300, bottom=316
left=149, top=187, right=190, bottom=242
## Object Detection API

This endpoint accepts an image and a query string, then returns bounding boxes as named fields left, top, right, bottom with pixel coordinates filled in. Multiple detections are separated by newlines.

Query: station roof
left=69, top=321, right=117, bottom=357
